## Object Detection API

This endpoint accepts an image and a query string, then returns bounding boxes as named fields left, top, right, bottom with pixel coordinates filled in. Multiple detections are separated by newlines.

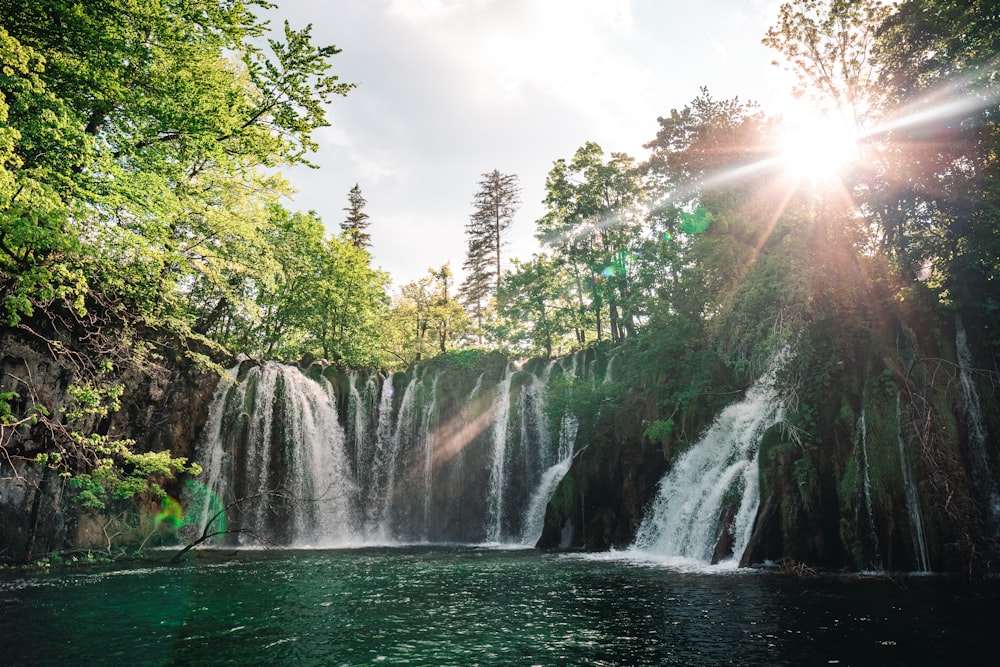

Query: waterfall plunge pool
left=1, top=546, right=994, bottom=666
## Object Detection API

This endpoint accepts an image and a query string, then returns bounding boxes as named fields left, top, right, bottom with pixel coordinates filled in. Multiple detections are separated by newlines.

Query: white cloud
left=386, top=0, right=492, bottom=22
left=316, top=119, right=402, bottom=184
left=383, top=0, right=644, bottom=119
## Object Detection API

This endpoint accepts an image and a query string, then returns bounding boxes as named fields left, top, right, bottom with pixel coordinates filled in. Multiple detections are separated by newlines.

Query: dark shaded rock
left=538, top=393, right=666, bottom=550
left=0, top=327, right=221, bottom=563
left=711, top=501, right=739, bottom=564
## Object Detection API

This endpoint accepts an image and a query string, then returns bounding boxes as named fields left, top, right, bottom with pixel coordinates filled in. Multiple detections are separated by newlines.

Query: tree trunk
left=495, top=209, right=502, bottom=294
left=609, top=301, right=621, bottom=343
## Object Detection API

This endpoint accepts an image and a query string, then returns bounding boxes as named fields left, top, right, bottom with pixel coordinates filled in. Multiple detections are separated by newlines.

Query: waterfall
left=856, top=410, right=883, bottom=570
left=557, top=357, right=581, bottom=464
left=187, top=362, right=356, bottom=547
left=356, top=373, right=395, bottom=534
left=520, top=363, right=577, bottom=544
left=421, top=375, right=439, bottom=540
left=185, top=365, right=239, bottom=538
left=603, top=354, right=617, bottom=384
left=520, top=458, right=573, bottom=545
left=346, top=371, right=377, bottom=484
left=631, top=371, right=784, bottom=564
left=486, top=366, right=515, bottom=543
left=184, top=354, right=602, bottom=549
left=897, top=393, right=930, bottom=571
left=374, top=374, right=420, bottom=538
left=955, top=317, right=1000, bottom=528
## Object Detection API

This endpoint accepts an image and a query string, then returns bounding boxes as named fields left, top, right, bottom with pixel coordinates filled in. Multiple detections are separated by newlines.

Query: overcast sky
left=265, top=0, right=794, bottom=289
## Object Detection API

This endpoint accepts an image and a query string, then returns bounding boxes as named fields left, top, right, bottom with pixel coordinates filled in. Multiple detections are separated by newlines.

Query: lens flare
left=156, top=495, right=185, bottom=528
left=679, top=206, right=712, bottom=235
left=181, top=479, right=227, bottom=534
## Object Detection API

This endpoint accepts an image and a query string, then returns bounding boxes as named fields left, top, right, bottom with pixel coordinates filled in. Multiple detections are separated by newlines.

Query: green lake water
left=1, top=546, right=995, bottom=666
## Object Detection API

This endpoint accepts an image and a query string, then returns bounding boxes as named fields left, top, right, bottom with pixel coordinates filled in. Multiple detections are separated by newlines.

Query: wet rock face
left=0, top=335, right=70, bottom=455
left=537, top=422, right=666, bottom=551
left=711, top=502, right=739, bottom=565
left=108, top=362, right=220, bottom=461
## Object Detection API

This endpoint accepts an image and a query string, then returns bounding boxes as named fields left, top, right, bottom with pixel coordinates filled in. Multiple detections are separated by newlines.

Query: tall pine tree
left=341, top=183, right=372, bottom=250
left=459, top=170, right=520, bottom=334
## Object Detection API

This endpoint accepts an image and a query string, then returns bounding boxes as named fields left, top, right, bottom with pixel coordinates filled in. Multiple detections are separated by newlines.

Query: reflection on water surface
left=1, top=547, right=994, bottom=666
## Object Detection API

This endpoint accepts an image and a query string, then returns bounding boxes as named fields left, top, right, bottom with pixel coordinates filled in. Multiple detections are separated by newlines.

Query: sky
left=265, top=0, right=795, bottom=289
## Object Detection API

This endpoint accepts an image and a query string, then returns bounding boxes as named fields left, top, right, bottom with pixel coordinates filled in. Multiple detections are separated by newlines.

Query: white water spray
left=856, top=410, right=883, bottom=570
left=421, top=374, right=439, bottom=540
left=896, top=392, right=930, bottom=571
left=190, top=363, right=356, bottom=547
left=376, top=374, right=419, bottom=536
left=187, top=365, right=239, bottom=538
left=486, top=366, right=515, bottom=542
left=522, top=359, right=582, bottom=543
left=955, top=317, right=1000, bottom=526
left=631, top=371, right=784, bottom=564
left=187, top=354, right=618, bottom=549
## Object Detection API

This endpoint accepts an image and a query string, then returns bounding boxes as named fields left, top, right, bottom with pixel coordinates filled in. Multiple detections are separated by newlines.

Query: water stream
left=486, top=365, right=515, bottom=543
left=955, top=317, right=1000, bottom=530
left=184, top=363, right=356, bottom=547
left=631, top=369, right=784, bottom=564
left=897, top=392, right=930, bottom=572
left=857, top=410, right=883, bottom=571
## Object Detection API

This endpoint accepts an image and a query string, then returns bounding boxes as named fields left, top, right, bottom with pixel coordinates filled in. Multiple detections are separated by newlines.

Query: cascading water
left=520, top=361, right=578, bottom=544
left=897, top=393, right=930, bottom=571
left=420, top=375, right=439, bottom=540
left=486, top=366, right=515, bottom=543
left=345, top=371, right=376, bottom=484
left=185, top=355, right=595, bottom=549
left=187, top=362, right=356, bottom=547
left=603, top=354, right=617, bottom=384
left=374, top=373, right=424, bottom=539
left=631, top=369, right=785, bottom=565
left=955, top=317, right=1000, bottom=529
left=856, top=410, right=883, bottom=571
left=185, top=365, right=239, bottom=539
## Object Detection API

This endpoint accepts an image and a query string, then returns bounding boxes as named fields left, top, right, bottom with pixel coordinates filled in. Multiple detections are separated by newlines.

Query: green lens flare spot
left=679, top=206, right=712, bottom=235
left=182, top=480, right=227, bottom=535
left=155, top=495, right=185, bottom=528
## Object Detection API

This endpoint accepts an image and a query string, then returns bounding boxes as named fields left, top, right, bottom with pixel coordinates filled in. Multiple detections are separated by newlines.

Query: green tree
left=341, top=183, right=373, bottom=251
left=390, top=265, right=470, bottom=364
left=459, top=170, right=520, bottom=339
left=537, top=142, right=646, bottom=344
left=495, top=254, right=578, bottom=358
left=640, top=90, right=775, bottom=321
left=1, top=3, right=354, bottom=336
left=203, top=206, right=389, bottom=365
left=871, top=0, right=1000, bottom=341
left=459, top=241, right=494, bottom=344
left=309, top=235, right=390, bottom=365
left=762, top=0, right=891, bottom=126
left=255, top=208, right=327, bottom=358
left=766, top=0, right=1000, bottom=347
left=0, top=1, right=354, bottom=509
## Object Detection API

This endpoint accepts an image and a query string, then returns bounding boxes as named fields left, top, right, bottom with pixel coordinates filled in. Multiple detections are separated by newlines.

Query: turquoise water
left=1, top=547, right=994, bottom=665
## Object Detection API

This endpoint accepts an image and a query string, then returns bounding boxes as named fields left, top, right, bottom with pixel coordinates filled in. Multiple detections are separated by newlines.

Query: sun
left=778, top=113, right=861, bottom=182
